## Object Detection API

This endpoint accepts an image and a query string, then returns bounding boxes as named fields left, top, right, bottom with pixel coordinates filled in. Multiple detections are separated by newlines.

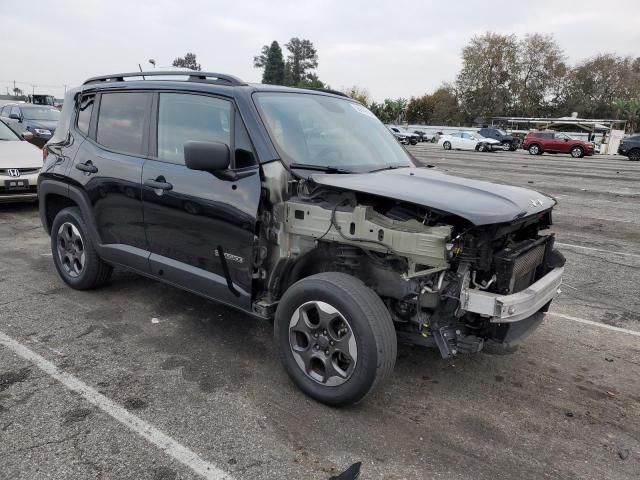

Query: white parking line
left=0, top=331, right=234, bottom=480
left=556, top=242, right=640, bottom=260
left=550, top=313, right=640, bottom=337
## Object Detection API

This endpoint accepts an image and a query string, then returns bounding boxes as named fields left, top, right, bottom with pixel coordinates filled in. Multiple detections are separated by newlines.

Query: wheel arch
left=38, top=179, right=102, bottom=247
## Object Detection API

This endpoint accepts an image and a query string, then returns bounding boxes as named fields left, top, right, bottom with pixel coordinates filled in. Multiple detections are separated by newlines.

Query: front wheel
left=629, top=149, right=640, bottom=161
left=528, top=144, right=541, bottom=155
left=275, top=272, right=397, bottom=406
left=570, top=146, right=584, bottom=158
left=51, top=207, right=113, bottom=290
left=443, top=141, right=451, bottom=150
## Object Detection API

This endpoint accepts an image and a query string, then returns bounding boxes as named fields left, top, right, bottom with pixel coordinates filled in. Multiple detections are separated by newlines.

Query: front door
left=142, top=92, right=261, bottom=309
left=7, top=106, right=25, bottom=135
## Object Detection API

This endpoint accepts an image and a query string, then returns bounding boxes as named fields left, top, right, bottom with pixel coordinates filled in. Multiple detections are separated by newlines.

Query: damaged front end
left=256, top=165, right=565, bottom=359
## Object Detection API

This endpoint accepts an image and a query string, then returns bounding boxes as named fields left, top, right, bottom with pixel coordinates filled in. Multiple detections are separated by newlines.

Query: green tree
left=406, top=95, right=434, bottom=124
left=613, top=98, right=640, bottom=133
left=297, top=73, right=325, bottom=89
left=564, top=54, right=638, bottom=118
left=456, top=32, right=518, bottom=118
left=342, top=86, right=371, bottom=106
left=430, top=85, right=463, bottom=125
left=378, top=98, right=407, bottom=123
left=254, top=41, right=285, bottom=85
left=284, top=38, right=318, bottom=85
left=514, top=34, right=567, bottom=116
left=172, top=52, right=201, bottom=71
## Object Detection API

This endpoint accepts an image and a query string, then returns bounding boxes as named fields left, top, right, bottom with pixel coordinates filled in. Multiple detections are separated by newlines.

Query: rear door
left=68, top=90, right=151, bottom=271
left=552, top=133, right=571, bottom=153
left=142, top=91, right=261, bottom=309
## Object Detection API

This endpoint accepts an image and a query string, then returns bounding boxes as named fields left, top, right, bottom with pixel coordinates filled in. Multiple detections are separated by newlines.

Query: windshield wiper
left=367, top=164, right=410, bottom=173
left=289, top=163, right=352, bottom=174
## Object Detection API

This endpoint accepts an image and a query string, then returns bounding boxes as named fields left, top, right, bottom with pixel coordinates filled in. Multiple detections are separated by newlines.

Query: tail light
left=42, top=145, right=48, bottom=161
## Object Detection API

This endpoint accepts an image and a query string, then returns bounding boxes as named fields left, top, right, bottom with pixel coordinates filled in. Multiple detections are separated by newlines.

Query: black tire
left=274, top=272, right=397, bottom=406
left=443, top=141, right=451, bottom=150
left=570, top=146, right=584, bottom=158
left=627, top=149, right=639, bottom=161
left=528, top=144, right=542, bottom=155
left=51, top=207, right=113, bottom=290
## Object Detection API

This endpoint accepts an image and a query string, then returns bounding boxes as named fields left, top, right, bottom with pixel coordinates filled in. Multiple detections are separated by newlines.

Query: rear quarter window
left=76, top=94, right=94, bottom=136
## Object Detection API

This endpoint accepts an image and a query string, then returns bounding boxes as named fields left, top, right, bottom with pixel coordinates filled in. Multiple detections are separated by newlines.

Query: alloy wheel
left=571, top=147, right=583, bottom=158
left=57, top=222, right=86, bottom=278
left=529, top=145, right=539, bottom=155
left=288, top=301, right=358, bottom=387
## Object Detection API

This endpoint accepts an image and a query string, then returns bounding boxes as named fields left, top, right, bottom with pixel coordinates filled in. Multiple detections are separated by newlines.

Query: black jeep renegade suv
left=39, top=71, right=564, bottom=406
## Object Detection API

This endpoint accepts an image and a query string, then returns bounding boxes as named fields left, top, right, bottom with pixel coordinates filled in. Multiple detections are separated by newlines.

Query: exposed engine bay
left=254, top=162, right=566, bottom=358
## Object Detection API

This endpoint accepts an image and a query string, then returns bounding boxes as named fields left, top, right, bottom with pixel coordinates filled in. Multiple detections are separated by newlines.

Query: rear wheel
left=51, top=207, right=113, bottom=290
left=628, top=148, right=640, bottom=161
left=528, top=144, right=541, bottom=155
left=443, top=141, right=451, bottom=150
left=570, top=146, right=584, bottom=158
left=275, top=272, right=397, bottom=406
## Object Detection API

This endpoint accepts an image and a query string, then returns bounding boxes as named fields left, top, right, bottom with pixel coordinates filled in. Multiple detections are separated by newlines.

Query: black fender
left=38, top=178, right=102, bottom=248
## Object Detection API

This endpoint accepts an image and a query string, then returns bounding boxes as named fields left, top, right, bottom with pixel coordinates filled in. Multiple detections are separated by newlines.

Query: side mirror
left=9, top=113, right=21, bottom=121
left=22, top=131, right=34, bottom=141
left=564, top=138, right=569, bottom=142
left=184, top=141, right=230, bottom=173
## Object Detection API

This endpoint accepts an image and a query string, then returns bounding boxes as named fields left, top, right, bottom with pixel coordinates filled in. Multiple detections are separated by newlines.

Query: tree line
left=401, top=33, right=640, bottom=131
left=177, top=31, right=640, bottom=132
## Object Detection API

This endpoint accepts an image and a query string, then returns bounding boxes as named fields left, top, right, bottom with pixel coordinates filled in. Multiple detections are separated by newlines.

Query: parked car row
left=617, top=135, right=640, bottom=161
left=386, top=125, right=418, bottom=145
left=521, top=131, right=594, bottom=158
left=0, top=103, right=61, bottom=148
left=437, top=131, right=504, bottom=152
left=0, top=119, right=42, bottom=203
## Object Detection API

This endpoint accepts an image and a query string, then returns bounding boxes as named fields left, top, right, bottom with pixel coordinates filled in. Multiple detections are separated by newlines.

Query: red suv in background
left=521, top=131, right=594, bottom=158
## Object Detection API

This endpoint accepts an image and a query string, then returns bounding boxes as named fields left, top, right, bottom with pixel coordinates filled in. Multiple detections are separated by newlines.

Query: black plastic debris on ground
left=329, top=462, right=362, bottom=480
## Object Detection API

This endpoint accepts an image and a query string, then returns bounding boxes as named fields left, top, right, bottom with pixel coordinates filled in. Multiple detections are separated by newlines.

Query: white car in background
left=439, top=132, right=502, bottom=152
left=0, top=121, right=42, bottom=203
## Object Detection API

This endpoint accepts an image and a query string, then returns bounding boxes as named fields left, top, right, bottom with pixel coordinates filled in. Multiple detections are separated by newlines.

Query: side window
left=96, top=92, right=149, bottom=156
left=1, top=106, right=8, bottom=116
left=76, top=94, right=94, bottom=136
left=157, top=93, right=231, bottom=165
left=234, top=111, right=257, bottom=168
left=11, top=106, right=21, bottom=117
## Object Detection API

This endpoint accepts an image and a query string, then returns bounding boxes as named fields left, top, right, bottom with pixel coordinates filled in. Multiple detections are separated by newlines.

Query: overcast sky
left=2, top=0, right=639, bottom=101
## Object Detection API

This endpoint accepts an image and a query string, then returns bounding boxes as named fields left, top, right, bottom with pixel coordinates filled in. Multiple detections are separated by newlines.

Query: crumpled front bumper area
left=461, top=267, right=564, bottom=323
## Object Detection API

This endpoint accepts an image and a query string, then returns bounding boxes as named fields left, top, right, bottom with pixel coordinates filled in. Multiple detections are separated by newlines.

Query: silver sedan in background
left=0, top=120, right=43, bottom=203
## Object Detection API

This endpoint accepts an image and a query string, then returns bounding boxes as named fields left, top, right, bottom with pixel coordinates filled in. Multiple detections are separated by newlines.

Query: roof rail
left=303, top=87, right=350, bottom=98
left=83, top=71, right=246, bottom=86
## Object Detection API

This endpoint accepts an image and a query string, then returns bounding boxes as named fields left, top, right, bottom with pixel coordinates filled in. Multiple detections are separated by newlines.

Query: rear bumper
left=460, top=267, right=564, bottom=323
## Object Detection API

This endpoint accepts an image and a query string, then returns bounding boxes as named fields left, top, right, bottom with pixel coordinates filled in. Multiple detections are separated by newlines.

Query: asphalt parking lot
left=1, top=144, right=639, bottom=480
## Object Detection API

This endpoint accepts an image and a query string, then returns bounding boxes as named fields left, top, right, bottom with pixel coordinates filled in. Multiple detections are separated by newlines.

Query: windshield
left=496, top=128, right=507, bottom=135
left=254, top=93, right=413, bottom=172
left=0, top=121, right=19, bottom=141
left=21, top=107, right=60, bottom=121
